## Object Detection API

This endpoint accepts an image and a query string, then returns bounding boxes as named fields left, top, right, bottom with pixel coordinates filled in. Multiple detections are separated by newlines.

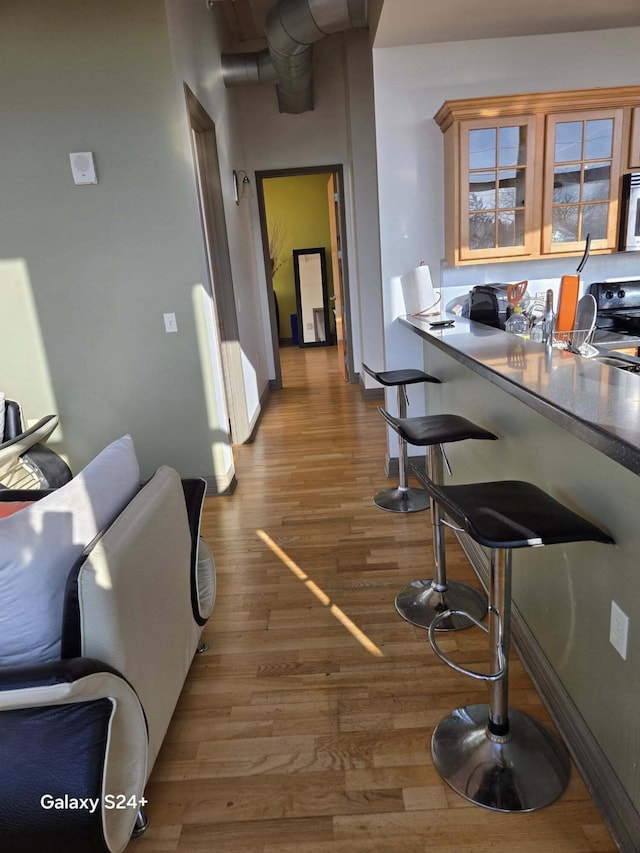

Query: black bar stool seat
left=388, top=413, right=497, bottom=448
left=366, top=367, right=438, bottom=388
left=427, top=479, right=612, bottom=548
left=380, top=409, right=497, bottom=632
left=416, top=473, right=613, bottom=813
left=362, top=363, right=440, bottom=514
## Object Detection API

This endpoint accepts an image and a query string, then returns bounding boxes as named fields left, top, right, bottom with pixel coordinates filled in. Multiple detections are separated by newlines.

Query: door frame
left=255, top=165, right=354, bottom=389
left=185, top=85, right=250, bottom=444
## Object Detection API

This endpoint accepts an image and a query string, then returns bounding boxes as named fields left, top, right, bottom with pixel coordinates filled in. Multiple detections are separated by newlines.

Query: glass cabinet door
left=459, top=116, right=536, bottom=261
left=543, top=109, right=623, bottom=254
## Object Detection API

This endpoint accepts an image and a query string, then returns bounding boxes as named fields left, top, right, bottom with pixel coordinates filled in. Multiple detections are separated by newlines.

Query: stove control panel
left=588, top=280, right=640, bottom=311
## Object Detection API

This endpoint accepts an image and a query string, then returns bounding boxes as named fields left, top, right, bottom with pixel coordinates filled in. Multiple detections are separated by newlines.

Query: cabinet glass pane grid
left=551, top=118, right=613, bottom=243
left=468, top=125, right=527, bottom=250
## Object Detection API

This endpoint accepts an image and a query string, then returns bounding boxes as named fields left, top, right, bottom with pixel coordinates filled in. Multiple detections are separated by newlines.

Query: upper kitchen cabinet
left=435, top=86, right=640, bottom=266
left=543, top=109, right=622, bottom=255
left=458, top=115, right=537, bottom=262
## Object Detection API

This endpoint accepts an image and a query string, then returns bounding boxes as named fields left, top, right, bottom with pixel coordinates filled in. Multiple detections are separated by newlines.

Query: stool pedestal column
left=374, top=385, right=430, bottom=513
left=430, top=547, right=571, bottom=812
left=395, top=444, right=487, bottom=631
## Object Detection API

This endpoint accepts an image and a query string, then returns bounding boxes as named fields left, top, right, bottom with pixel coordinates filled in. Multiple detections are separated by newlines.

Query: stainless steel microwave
left=620, top=172, right=640, bottom=251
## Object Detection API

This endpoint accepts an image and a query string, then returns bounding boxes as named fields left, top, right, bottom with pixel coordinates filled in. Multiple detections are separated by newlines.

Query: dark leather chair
left=0, top=399, right=72, bottom=489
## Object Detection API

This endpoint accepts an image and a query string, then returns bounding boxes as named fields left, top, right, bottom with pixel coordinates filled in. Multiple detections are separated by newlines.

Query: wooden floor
left=138, top=346, right=617, bottom=852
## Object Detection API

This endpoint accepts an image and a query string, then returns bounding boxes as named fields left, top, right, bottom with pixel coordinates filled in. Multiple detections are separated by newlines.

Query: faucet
left=542, top=289, right=554, bottom=347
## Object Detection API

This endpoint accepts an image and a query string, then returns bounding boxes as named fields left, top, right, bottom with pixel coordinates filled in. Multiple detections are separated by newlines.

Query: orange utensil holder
left=556, top=274, right=579, bottom=333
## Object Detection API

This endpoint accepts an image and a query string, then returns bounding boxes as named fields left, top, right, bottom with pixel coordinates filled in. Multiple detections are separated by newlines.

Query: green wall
left=0, top=0, right=233, bottom=488
left=263, top=174, right=334, bottom=341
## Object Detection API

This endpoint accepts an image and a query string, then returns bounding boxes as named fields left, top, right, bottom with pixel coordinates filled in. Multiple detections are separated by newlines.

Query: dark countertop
left=400, top=313, right=640, bottom=476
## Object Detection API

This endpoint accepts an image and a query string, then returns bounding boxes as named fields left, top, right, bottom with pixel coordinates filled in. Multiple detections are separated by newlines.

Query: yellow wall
left=263, top=174, right=334, bottom=341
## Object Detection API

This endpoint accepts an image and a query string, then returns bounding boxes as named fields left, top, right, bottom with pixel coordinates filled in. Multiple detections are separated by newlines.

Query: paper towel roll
left=400, top=265, right=438, bottom=316
left=390, top=275, right=406, bottom=321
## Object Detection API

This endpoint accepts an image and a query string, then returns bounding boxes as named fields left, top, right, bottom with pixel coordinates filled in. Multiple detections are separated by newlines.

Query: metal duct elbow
left=221, top=48, right=278, bottom=87
left=221, top=0, right=368, bottom=114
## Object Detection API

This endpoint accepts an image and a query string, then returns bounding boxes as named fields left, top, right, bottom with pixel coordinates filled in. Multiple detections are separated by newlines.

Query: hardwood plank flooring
left=137, top=346, right=617, bottom=852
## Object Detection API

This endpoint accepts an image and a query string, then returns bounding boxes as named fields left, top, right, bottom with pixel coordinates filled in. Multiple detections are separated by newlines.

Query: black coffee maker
left=468, top=284, right=513, bottom=329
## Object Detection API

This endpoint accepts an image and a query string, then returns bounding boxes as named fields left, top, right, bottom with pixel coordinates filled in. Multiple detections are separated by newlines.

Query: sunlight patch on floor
left=256, top=528, right=385, bottom=657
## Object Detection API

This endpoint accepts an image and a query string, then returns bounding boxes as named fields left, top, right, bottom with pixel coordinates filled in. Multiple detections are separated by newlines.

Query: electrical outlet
left=610, top=601, right=629, bottom=660
left=163, top=312, right=177, bottom=333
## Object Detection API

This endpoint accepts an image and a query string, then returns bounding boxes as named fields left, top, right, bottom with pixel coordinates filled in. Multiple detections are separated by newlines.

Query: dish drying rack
left=551, top=327, right=598, bottom=358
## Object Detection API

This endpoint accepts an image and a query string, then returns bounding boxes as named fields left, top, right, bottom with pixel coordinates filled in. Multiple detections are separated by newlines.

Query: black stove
left=588, top=280, right=640, bottom=370
left=588, top=280, right=640, bottom=334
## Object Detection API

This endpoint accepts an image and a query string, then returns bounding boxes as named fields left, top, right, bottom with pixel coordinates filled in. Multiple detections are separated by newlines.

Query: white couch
left=0, top=436, right=215, bottom=853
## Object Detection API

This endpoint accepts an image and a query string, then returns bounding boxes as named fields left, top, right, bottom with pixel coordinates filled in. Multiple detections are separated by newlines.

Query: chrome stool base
left=373, top=486, right=430, bottom=513
left=431, top=704, right=570, bottom=813
left=395, top=579, right=487, bottom=631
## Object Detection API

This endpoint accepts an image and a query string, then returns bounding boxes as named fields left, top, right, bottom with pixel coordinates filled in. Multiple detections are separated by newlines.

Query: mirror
left=292, top=248, right=330, bottom=347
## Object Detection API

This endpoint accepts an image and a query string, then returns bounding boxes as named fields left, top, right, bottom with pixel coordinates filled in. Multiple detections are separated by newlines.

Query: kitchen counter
left=592, top=328, right=640, bottom=350
left=400, top=313, right=640, bottom=476
left=399, top=311, right=640, bottom=846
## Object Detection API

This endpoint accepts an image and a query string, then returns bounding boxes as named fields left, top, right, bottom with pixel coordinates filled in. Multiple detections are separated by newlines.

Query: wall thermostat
left=69, top=152, right=98, bottom=185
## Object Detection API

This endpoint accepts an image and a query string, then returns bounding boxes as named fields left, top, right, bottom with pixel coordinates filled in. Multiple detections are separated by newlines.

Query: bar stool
left=415, top=474, right=613, bottom=812
left=362, top=364, right=441, bottom=513
left=379, top=409, right=497, bottom=631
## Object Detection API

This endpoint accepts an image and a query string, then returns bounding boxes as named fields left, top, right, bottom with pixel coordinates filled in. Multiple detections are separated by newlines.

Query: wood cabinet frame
left=458, top=115, right=538, bottom=262
left=630, top=107, right=640, bottom=170
left=542, top=108, right=623, bottom=256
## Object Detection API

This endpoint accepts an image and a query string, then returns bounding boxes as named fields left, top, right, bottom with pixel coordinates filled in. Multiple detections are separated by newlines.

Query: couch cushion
left=0, top=435, right=140, bottom=667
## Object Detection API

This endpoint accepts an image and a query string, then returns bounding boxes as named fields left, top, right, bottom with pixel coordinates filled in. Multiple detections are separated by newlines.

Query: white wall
left=373, top=27, right=640, bottom=407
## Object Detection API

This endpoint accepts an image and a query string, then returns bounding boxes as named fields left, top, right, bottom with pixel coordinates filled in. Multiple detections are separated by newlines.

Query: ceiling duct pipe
left=221, top=0, right=368, bottom=114
left=221, top=48, right=278, bottom=87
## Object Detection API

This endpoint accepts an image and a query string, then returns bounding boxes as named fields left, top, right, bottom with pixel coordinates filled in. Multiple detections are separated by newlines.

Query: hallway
left=139, top=346, right=616, bottom=852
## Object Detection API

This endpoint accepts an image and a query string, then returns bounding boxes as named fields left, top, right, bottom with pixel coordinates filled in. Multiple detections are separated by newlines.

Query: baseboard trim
left=203, top=473, right=237, bottom=496
left=358, top=373, right=384, bottom=401
left=245, top=382, right=271, bottom=444
left=456, top=530, right=639, bottom=853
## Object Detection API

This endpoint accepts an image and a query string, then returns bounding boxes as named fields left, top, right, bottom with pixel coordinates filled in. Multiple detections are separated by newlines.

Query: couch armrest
left=181, top=478, right=215, bottom=625
left=63, top=466, right=204, bottom=773
left=0, top=658, right=147, bottom=853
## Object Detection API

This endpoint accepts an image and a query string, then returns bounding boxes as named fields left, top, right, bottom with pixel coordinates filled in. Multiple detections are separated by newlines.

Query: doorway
left=256, top=166, right=353, bottom=389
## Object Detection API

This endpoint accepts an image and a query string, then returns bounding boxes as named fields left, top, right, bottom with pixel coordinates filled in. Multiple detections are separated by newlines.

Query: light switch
left=163, top=313, right=178, bottom=333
